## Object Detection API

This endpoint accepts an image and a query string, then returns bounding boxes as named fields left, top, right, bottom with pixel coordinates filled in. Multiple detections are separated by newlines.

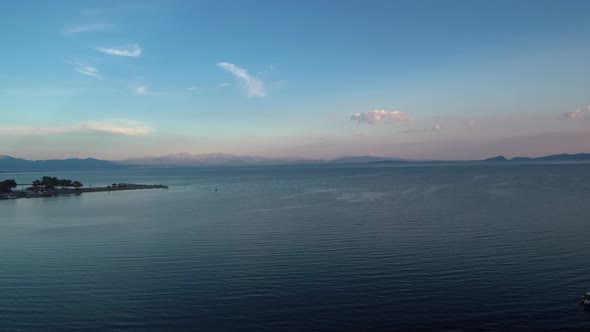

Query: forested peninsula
left=0, top=176, right=167, bottom=200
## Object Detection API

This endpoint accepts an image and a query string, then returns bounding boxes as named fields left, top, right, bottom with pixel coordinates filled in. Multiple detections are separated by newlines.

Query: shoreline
left=0, top=183, right=169, bottom=200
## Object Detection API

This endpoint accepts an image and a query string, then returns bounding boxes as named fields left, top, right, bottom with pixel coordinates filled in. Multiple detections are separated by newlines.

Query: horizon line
left=2, top=151, right=590, bottom=163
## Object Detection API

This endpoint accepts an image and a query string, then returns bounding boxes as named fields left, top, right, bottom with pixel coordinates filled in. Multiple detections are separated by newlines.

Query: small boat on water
left=580, top=292, right=590, bottom=306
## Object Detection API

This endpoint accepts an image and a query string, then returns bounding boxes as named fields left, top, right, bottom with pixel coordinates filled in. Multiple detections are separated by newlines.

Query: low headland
left=0, top=176, right=168, bottom=200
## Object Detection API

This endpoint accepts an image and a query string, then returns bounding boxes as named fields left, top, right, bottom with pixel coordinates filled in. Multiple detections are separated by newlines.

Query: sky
left=1, top=0, right=590, bottom=160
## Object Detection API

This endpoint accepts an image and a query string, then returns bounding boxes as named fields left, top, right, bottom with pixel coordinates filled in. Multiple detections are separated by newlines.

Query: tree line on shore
left=0, top=176, right=84, bottom=192
left=32, top=176, right=84, bottom=190
left=0, top=179, right=17, bottom=192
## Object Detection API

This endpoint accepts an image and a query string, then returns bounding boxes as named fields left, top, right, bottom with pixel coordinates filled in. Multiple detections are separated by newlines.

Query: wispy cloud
left=217, top=62, right=266, bottom=97
left=75, top=65, right=102, bottom=79
left=217, top=82, right=231, bottom=88
left=562, top=106, right=590, bottom=119
left=97, top=44, right=142, bottom=57
left=78, top=119, right=153, bottom=136
left=0, top=119, right=153, bottom=136
left=133, top=86, right=148, bottom=95
left=350, top=110, right=412, bottom=125
left=62, top=23, right=113, bottom=35
left=185, top=86, right=200, bottom=91
left=401, top=124, right=441, bottom=134
left=465, top=119, right=478, bottom=126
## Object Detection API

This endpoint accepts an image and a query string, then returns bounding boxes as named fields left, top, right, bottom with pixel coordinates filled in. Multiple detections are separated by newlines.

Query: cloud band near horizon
left=0, top=120, right=153, bottom=136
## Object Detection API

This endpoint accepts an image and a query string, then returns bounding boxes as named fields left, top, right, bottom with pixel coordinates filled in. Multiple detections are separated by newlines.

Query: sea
left=1, top=163, right=589, bottom=331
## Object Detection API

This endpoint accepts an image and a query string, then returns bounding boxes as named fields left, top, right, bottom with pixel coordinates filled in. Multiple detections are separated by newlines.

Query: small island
left=0, top=176, right=168, bottom=200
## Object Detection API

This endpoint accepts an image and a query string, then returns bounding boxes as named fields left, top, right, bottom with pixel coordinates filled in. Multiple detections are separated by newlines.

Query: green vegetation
left=31, top=176, right=83, bottom=190
left=0, top=179, right=17, bottom=192
left=1, top=177, right=166, bottom=200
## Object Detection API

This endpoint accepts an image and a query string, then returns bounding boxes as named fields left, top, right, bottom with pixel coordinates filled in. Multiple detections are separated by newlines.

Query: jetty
left=57, top=183, right=169, bottom=194
left=0, top=178, right=168, bottom=201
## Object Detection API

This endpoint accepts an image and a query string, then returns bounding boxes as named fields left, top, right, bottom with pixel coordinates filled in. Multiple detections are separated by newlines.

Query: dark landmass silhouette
left=0, top=155, right=121, bottom=172
left=1, top=152, right=589, bottom=171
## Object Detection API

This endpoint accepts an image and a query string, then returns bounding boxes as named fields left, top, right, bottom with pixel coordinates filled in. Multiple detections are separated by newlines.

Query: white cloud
left=77, top=119, right=153, bottom=136
left=562, top=106, right=590, bottom=119
left=0, top=119, right=153, bottom=136
left=217, top=82, right=231, bottom=88
left=401, top=124, right=441, bottom=134
left=350, top=110, right=412, bottom=125
left=217, top=62, right=266, bottom=97
left=465, top=119, right=478, bottom=126
left=185, top=86, right=200, bottom=91
left=134, top=86, right=148, bottom=95
left=62, top=23, right=113, bottom=35
left=75, top=65, right=102, bottom=79
left=97, top=44, right=142, bottom=57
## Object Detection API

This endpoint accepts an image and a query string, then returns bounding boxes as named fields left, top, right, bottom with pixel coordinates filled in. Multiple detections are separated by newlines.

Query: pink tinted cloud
left=350, top=109, right=411, bottom=125
left=562, top=106, right=590, bottom=119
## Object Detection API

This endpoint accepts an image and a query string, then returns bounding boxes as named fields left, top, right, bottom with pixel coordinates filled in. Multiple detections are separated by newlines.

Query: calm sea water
left=1, top=164, right=590, bottom=331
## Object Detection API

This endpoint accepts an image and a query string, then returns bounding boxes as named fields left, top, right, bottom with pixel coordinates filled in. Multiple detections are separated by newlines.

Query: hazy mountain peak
left=483, top=155, right=508, bottom=162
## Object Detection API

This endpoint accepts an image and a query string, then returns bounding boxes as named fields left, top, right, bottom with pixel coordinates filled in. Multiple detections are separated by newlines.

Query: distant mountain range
left=118, top=153, right=415, bottom=167
left=371, top=153, right=590, bottom=164
left=1, top=152, right=589, bottom=172
left=0, top=155, right=120, bottom=172
left=118, top=153, right=320, bottom=167
left=480, top=154, right=590, bottom=162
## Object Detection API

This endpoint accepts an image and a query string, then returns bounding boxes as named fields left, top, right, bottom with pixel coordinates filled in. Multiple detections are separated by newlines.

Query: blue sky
left=1, top=0, right=590, bottom=160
